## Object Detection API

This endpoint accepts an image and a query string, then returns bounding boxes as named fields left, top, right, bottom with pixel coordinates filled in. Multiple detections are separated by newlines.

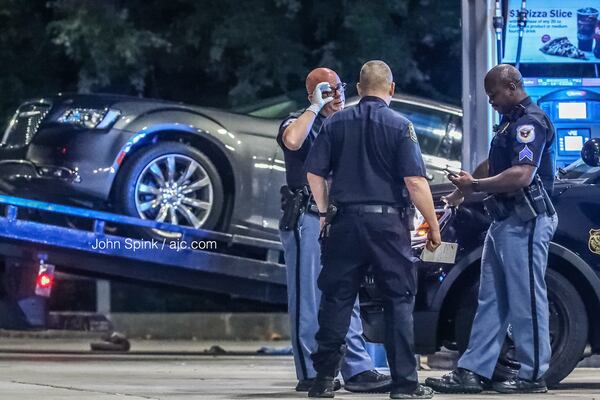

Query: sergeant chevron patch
left=519, top=145, right=534, bottom=162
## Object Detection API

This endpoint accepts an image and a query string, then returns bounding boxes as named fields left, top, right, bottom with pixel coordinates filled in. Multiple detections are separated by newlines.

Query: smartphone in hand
left=443, top=168, right=460, bottom=178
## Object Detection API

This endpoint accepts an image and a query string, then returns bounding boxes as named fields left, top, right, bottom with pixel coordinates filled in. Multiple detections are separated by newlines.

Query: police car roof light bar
left=515, top=0, right=527, bottom=70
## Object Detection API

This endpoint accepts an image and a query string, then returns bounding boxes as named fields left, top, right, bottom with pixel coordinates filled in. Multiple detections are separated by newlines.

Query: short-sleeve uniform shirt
left=488, top=97, right=556, bottom=194
left=306, top=96, right=427, bottom=205
left=276, top=110, right=326, bottom=190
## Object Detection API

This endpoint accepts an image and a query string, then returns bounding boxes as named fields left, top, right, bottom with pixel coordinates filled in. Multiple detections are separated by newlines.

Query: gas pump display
left=494, top=0, right=600, bottom=168
left=503, top=0, right=599, bottom=63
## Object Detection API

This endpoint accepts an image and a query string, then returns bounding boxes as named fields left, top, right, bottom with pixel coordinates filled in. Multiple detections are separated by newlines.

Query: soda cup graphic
left=577, top=7, right=598, bottom=51
left=595, top=20, right=600, bottom=58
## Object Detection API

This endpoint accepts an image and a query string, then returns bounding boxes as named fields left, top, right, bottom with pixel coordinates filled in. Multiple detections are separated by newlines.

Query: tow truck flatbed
left=0, top=194, right=287, bottom=305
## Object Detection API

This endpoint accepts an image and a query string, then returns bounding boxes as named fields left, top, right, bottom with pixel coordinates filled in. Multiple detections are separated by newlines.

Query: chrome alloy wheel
left=134, top=154, right=214, bottom=236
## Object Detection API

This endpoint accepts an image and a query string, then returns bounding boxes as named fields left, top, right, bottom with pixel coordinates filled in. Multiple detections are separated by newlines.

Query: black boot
left=344, top=369, right=392, bottom=393
left=492, top=378, right=548, bottom=394
left=390, top=384, right=434, bottom=399
left=424, top=368, right=484, bottom=394
left=296, top=378, right=341, bottom=392
left=308, top=377, right=335, bottom=398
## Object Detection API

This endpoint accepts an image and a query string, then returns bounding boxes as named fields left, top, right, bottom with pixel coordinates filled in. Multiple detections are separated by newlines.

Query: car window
left=390, top=101, right=461, bottom=161
left=559, top=159, right=600, bottom=179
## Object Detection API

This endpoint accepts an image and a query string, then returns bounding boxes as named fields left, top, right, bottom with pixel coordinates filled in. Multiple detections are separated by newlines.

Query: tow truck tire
left=114, top=142, right=224, bottom=239
left=454, top=269, right=588, bottom=387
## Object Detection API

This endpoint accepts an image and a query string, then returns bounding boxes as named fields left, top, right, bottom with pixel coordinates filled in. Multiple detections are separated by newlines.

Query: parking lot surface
left=0, top=338, right=599, bottom=399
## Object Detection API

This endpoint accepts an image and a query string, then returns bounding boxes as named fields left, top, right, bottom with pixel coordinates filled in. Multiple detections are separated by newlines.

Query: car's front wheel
left=114, top=142, right=224, bottom=238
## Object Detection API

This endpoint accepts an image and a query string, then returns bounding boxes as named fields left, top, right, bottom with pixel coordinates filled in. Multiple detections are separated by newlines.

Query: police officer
left=277, top=67, right=392, bottom=393
left=305, top=60, right=440, bottom=399
left=425, top=64, right=558, bottom=394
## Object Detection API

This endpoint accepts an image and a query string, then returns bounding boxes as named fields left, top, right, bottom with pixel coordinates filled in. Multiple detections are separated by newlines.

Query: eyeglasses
left=322, top=82, right=347, bottom=96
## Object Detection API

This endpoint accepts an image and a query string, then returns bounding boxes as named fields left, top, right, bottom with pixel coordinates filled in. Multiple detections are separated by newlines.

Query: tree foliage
left=0, top=0, right=461, bottom=124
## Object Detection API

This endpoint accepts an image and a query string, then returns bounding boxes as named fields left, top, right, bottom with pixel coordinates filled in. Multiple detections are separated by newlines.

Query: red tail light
left=37, top=273, right=53, bottom=289
left=35, top=263, right=55, bottom=297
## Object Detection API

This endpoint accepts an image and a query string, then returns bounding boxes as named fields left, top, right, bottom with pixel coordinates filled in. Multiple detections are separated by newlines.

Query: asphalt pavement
left=0, top=338, right=599, bottom=399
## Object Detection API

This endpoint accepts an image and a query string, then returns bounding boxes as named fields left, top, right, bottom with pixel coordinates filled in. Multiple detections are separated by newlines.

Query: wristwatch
left=472, top=179, right=481, bottom=193
left=318, top=211, right=327, bottom=217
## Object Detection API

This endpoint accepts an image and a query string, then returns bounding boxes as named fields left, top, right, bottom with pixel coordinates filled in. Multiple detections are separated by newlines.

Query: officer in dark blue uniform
left=426, top=64, right=558, bottom=394
left=305, top=60, right=441, bottom=399
left=278, top=67, right=391, bottom=394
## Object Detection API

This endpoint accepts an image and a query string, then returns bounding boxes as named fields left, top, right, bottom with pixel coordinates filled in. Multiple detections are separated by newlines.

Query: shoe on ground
left=424, top=368, right=483, bottom=394
left=344, top=369, right=392, bottom=393
left=390, top=384, right=434, bottom=399
left=296, top=378, right=341, bottom=392
left=308, top=378, right=336, bottom=398
left=492, top=377, right=548, bottom=394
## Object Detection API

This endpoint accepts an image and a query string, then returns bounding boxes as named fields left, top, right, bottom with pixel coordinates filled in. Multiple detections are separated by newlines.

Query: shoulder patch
left=408, top=123, right=418, bottom=143
left=516, top=124, right=535, bottom=144
left=518, top=145, right=534, bottom=162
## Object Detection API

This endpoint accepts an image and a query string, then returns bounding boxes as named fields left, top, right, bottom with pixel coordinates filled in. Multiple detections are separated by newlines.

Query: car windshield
left=232, top=93, right=304, bottom=119
left=558, top=158, right=600, bottom=180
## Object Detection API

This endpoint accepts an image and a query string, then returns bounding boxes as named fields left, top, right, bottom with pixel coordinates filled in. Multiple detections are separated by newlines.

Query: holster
left=484, top=175, right=556, bottom=222
left=279, top=185, right=310, bottom=231
left=483, top=194, right=512, bottom=221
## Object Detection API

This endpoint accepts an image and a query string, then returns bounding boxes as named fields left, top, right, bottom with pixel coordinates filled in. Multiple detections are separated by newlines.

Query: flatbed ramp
left=0, top=194, right=287, bottom=304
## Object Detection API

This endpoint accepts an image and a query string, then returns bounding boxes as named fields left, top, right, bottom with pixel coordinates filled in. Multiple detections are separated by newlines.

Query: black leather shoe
left=390, top=384, right=434, bottom=399
left=296, top=378, right=341, bottom=392
left=492, top=378, right=548, bottom=394
left=344, top=369, right=392, bottom=393
left=308, top=378, right=336, bottom=398
left=424, top=368, right=483, bottom=394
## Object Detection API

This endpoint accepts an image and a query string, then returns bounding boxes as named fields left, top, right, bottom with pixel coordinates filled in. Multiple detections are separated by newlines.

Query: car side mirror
left=581, top=138, right=600, bottom=167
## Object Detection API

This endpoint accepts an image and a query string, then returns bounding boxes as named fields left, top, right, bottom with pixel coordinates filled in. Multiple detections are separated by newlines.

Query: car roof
left=346, top=94, right=462, bottom=117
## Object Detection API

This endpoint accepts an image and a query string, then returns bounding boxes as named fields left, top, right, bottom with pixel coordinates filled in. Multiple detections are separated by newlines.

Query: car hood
left=40, top=93, right=282, bottom=140
left=191, top=107, right=281, bottom=139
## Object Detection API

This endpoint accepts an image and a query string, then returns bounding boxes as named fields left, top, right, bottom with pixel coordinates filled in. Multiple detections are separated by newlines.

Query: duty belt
left=339, top=204, right=401, bottom=215
left=307, top=203, right=320, bottom=214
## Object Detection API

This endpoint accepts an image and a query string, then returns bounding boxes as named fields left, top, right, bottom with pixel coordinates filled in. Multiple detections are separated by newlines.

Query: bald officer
left=278, top=67, right=391, bottom=394
left=306, top=60, right=440, bottom=399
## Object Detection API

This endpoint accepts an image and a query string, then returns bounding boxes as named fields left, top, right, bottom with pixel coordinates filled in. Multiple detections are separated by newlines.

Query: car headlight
left=411, top=208, right=453, bottom=246
left=58, top=108, right=120, bottom=129
left=411, top=209, right=428, bottom=238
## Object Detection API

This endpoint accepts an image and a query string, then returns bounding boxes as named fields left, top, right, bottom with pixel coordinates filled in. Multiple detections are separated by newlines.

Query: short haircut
left=359, top=60, right=393, bottom=92
left=485, top=64, right=524, bottom=89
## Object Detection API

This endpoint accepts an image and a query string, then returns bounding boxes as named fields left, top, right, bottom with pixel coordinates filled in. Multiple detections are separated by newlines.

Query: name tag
left=420, top=242, right=458, bottom=264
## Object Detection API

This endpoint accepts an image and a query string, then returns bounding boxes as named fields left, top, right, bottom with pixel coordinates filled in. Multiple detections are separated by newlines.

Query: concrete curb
left=0, top=313, right=291, bottom=341
left=109, top=312, right=290, bottom=340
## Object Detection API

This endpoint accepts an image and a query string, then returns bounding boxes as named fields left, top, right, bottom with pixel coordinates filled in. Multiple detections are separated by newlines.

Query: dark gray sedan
left=0, top=93, right=462, bottom=240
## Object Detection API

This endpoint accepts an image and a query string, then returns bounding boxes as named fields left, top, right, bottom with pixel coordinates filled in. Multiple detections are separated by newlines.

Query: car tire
left=454, top=269, right=588, bottom=386
left=113, top=142, right=224, bottom=239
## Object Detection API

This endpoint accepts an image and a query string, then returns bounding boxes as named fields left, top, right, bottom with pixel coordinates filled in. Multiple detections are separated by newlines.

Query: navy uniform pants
left=312, top=211, right=419, bottom=394
left=458, top=212, right=558, bottom=381
left=279, top=212, right=373, bottom=381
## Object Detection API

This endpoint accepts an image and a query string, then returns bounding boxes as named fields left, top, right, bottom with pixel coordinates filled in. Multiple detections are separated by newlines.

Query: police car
left=360, top=139, right=600, bottom=387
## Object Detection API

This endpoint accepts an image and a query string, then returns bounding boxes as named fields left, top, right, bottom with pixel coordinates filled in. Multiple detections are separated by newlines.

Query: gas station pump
left=461, top=0, right=600, bottom=172
left=538, top=89, right=600, bottom=167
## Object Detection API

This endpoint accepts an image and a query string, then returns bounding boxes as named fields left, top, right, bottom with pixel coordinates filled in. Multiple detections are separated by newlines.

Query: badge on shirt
left=519, top=145, right=534, bottom=162
left=589, top=229, right=600, bottom=255
left=516, top=124, right=535, bottom=144
left=408, top=123, right=417, bottom=143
